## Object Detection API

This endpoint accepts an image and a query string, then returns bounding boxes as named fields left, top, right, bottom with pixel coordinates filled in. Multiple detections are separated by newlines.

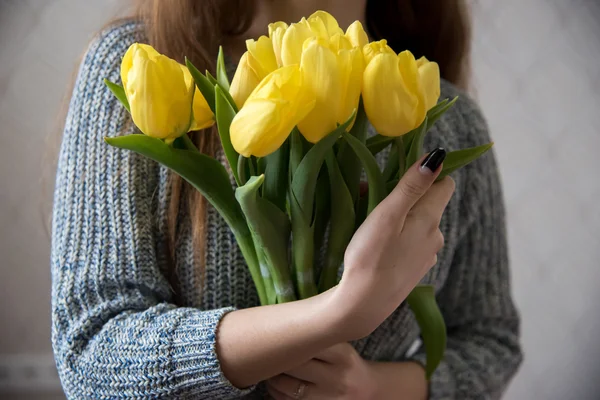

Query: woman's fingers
left=283, top=359, right=331, bottom=384
left=387, top=148, right=446, bottom=216
left=267, top=375, right=313, bottom=399
left=410, top=176, right=456, bottom=227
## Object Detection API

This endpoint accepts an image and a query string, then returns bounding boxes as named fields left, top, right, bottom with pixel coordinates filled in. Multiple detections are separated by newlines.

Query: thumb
left=390, top=148, right=446, bottom=213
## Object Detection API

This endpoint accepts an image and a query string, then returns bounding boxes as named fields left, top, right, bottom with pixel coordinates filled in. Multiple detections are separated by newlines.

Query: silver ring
left=292, top=382, right=307, bottom=399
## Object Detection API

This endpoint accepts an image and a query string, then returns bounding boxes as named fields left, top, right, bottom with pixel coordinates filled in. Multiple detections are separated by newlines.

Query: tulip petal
left=230, top=52, right=262, bottom=108
left=246, top=36, right=278, bottom=77
left=268, top=21, right=289, bottom=67
left=345, top=21, right=369, bottom=49
left=418, top=61, right=441, bottom=111
left=309, top=10, right=344, bottom=37
left=363, top=39, right=395, bottom=65
left=298, top=38, right=343, bottom=143
left=281, top=20, right=315, bottom=66
left=398, top=50, right=427, bottom=131
left=337, top=47, right=364, bottom=128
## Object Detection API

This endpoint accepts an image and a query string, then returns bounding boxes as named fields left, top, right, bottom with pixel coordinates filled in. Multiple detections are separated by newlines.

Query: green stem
left=181, top=134, right=198, bottom=152
left=232, top=229, right=268, bottom=306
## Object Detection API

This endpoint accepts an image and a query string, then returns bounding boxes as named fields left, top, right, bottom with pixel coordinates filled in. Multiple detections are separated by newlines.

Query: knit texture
left=51, top=21, right=522, bottom=399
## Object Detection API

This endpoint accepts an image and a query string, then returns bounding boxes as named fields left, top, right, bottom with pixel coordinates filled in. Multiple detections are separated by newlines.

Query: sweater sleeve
left=51, top=22, right=251, bottom=399
left=410, top=97, right=523, bottom=399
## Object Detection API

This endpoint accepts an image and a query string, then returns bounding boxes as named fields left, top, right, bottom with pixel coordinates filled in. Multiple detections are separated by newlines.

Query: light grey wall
left=1, top=1, right=599, bottom=399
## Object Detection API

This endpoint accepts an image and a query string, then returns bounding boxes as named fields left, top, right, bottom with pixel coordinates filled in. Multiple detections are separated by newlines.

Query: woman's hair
left=64, top=0, right=471, bottom=297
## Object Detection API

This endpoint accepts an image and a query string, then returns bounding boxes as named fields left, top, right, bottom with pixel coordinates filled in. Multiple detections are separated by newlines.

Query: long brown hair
left=90, top=0, right=471, bottom=297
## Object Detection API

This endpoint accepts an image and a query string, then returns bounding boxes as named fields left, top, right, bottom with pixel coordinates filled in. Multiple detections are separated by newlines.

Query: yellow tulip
left=345, top=21, right=368, bottom=49
left=229, top=36, right=279, bottom=108
left=230, top=65, right=315, bottom=157
left=121, top=43, right=196, bottom=140
left=297, top=37, right=364, bottom=143
left=268, top=21, right=289, bottom=67
left=362, top=50, right=440, bottom=137
left=281, top=11, right=344, bottom=66
left=363, top=39, right=395, bottom=65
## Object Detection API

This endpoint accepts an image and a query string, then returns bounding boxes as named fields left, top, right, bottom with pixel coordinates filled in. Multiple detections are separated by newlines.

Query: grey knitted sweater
left=51, top=21, right=522, bottom=399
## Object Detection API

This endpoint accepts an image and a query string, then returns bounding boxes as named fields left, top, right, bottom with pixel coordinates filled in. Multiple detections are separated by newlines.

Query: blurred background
left=0, top=0, right=599, bottom=399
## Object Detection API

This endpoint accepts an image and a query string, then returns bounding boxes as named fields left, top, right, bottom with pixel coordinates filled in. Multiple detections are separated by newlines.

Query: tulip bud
left=230, top=65, right=315, bottom=157
left=121, top=43, right=197, bottom=140
left=362, top=50, right=440, bottom=137
left=230, top=36, right=278, bottom=108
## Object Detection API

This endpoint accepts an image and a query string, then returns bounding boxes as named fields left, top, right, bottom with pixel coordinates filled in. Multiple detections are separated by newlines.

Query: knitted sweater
left=51, top=21, right=522, bottom=399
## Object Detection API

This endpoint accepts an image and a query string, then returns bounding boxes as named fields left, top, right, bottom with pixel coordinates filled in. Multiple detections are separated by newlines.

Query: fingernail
left=420, top=148, right=446, bottom=174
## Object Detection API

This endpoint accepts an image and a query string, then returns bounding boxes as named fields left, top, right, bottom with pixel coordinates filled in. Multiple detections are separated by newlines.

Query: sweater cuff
left=169, top=306, right=255, bottom=399
left=410, top=351, right=456, bottom=400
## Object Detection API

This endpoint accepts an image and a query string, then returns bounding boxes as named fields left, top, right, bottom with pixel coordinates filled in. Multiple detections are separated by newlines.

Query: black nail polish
left=421, top=148, right=446, bottom=172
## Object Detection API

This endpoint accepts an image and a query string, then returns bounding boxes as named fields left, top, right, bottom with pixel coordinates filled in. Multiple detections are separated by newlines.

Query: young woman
left=51, top=0, right=522, bottom=398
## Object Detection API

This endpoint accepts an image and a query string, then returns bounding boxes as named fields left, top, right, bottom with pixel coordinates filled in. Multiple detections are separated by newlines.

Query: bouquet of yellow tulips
left=104, top=11, right=492, bottom=378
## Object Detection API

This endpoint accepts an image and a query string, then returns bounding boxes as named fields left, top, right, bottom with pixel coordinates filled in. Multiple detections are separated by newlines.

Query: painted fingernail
left=420, top=148, right=446, bottom=173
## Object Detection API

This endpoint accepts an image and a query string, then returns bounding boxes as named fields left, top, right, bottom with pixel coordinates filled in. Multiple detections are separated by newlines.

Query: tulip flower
left=363, top=39, right=395, bottom=65
left=230, top=65, right=315, bottom=157
left=121, top=43, right=198, bottom=140
left=298, top=37, right=364, bottom=143
left=362, top=50, right=440, bottom=136
left=230, top=36, right=279, bottom=108
left=281, top=11, right=344, bottom=67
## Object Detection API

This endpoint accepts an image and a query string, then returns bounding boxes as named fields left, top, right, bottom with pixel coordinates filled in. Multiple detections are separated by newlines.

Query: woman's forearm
left=369, top=361, right=428, bottom=400
left=216, top=288, right=347, bottom=388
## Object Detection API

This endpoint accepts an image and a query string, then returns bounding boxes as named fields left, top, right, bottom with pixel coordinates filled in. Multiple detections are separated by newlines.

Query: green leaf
left=292, top=112, right=355, bottom=221
left=337, top=99, right=368, bottom=203
left=407, top=285, right=447, bottom=380
left=236, top=175, right=295, bottom=303
left=312, top=168, right=331, bottom=258
left=215, top=85, right=240, bottom=185
left=319, top=150, right=355, bottom=292
left=103, top=79, right=130, bottom=112
left=185, top=58, right=216, bottom=114
left=437, top=143, right=494, bottom=181
left=206, top=71, right=218, bottom=86
left=427, top=97, right=458, bottom=130
left=289, top=188, right=318, bottom=300
left=216, top=46, right=231, bottom=91
left=105, top=134, right=267, bottom=305
left=289, top=128, right=304, bottom=179
left=237, top=154, right=248, bottom=186
left=341, top=132, right=386, bottom=215
left=263, top=140, right=289, bottom=212
left=366, top=134, right=394, bottom=156
left=405, top=117, right=429, bottom=170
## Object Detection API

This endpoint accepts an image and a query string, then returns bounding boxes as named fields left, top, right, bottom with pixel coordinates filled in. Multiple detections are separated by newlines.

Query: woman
left=51, top=0, right=522, bottom=398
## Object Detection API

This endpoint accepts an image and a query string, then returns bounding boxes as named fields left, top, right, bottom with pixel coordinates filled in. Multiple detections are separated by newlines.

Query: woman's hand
left=266, top=342, right=378, bottom=399
left=334, top=148, right=455, bottom=341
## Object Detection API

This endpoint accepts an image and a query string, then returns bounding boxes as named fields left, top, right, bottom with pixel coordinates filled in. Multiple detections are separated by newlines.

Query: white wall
left=0, top=1, right=598, bottom=399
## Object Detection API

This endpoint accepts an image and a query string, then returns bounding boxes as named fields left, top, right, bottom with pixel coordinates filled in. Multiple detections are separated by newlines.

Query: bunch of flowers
left=104, top=11, right=492, bottom=378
